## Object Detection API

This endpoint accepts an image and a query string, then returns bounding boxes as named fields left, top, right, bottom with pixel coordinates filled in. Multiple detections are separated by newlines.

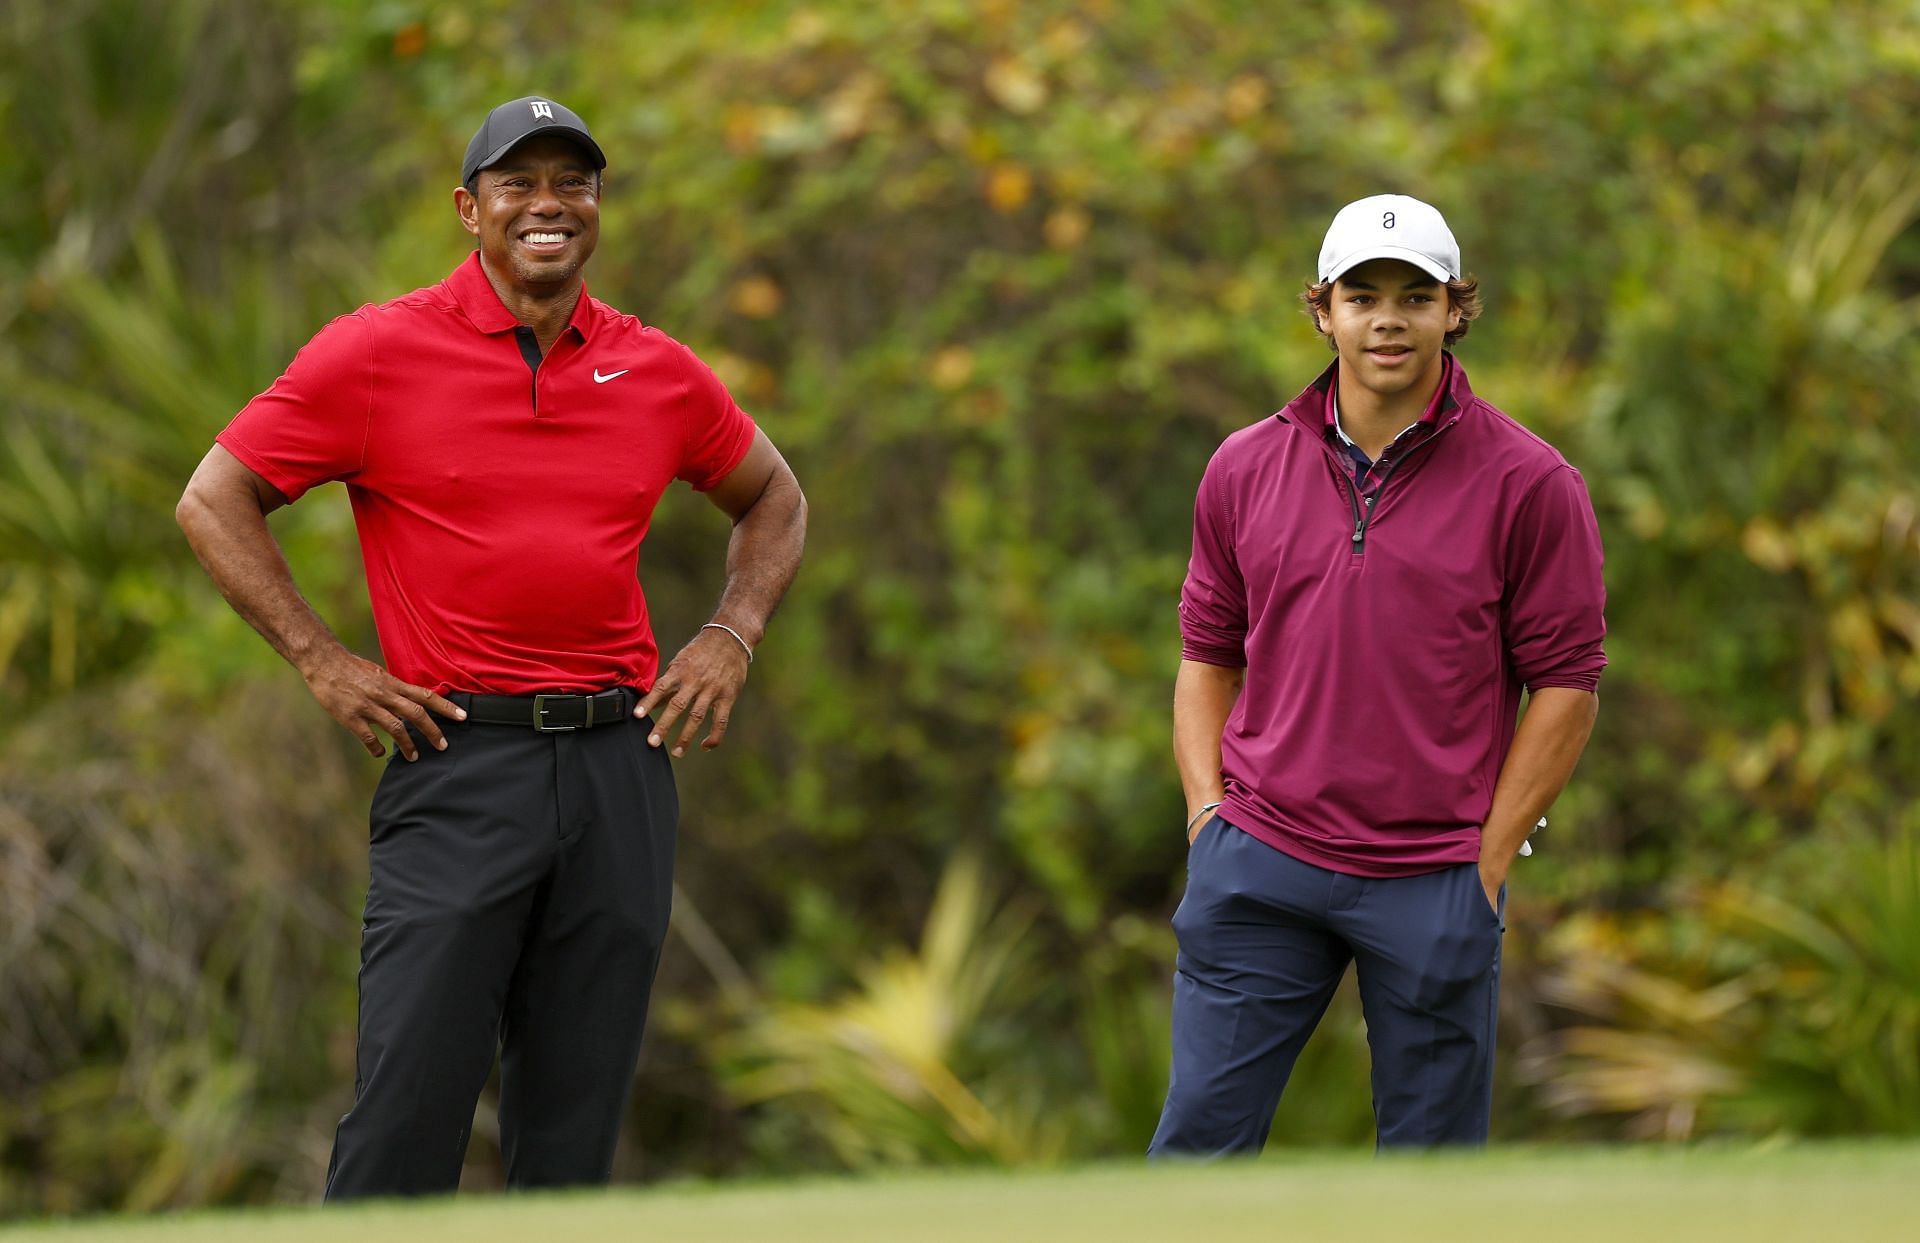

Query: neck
left=1335, top=353, right=1446, bottom=458
left=478, top=254, right=583, bottom=355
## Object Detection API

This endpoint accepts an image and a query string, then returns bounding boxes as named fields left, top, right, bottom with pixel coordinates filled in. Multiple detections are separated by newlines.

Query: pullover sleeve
left=1503, top=464, right=1607, bottom=692
left=1179, top=450, right=1248, bottom=667
left=215, top=311, right=373, bottom=502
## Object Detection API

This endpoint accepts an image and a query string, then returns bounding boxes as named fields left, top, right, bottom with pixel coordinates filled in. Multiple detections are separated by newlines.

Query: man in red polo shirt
left=176, top=97, right=806, bottom=1197
left=1150, top=196, right=1605, bottom=1152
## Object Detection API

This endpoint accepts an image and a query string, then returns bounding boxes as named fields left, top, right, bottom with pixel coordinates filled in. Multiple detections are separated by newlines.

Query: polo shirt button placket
left=512, top=325, right=544, bottom=414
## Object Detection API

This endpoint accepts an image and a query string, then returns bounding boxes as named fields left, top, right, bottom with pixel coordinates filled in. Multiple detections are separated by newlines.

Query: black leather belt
left=457, top=688, right=635, bottom=732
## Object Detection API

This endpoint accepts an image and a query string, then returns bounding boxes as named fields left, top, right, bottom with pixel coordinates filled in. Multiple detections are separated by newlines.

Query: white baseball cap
left=1317, top=194, right=1460, bottom=284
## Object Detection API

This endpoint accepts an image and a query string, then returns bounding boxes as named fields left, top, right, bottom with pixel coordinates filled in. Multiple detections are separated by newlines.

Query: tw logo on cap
left=530, top=101, right=555, bottom=120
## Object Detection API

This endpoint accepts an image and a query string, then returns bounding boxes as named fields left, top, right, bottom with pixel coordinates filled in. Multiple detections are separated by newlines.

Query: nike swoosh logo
left=593, top=368, right=630, bottom=384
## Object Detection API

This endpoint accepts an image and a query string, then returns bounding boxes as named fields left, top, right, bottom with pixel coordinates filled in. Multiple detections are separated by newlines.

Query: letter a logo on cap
left=1317, top=194, right=1460, bottom=284
left=530, top=101, right=555, bottom=120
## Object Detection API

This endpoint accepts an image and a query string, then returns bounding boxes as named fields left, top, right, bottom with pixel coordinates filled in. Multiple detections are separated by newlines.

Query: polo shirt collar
left=445, top=251, right=595, bottom=343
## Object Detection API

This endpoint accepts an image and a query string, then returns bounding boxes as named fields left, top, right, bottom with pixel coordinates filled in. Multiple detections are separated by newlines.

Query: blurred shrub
left=1522, top=821, right=1920, bottom=1139
left=723, top=853, right=1063, bottom=1166
left=719, top=857, right=1373, bottom=1164
left=0, top=677, right=367, bottom=1213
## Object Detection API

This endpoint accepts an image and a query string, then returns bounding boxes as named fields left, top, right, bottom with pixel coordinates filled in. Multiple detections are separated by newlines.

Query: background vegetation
left=2, top=0, right=1917, bottom=1217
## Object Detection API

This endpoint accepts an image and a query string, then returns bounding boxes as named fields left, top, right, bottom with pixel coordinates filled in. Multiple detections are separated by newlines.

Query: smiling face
left=1315, top=258, right=1463, bottom=399
left=454, top=133, right=601, bottom=295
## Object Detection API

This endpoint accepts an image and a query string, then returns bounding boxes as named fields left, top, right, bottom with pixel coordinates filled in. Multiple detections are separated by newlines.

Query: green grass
left=8, top=1145, right=1917, bottom=1242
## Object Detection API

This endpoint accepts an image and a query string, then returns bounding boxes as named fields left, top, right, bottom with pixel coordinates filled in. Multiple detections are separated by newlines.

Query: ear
left=1445, top=294, right=1463, bottom=334
left=454, top=185, right=480, bottom=238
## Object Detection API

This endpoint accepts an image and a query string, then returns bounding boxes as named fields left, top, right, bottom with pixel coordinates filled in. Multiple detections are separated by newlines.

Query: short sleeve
left=1179, top=450, right=1249, bottom=667
left=215, top=312, right=373, bottom=502
left=1503, top=465, right=1607, bottom=692
left=674, top=344, right=757, bottom=491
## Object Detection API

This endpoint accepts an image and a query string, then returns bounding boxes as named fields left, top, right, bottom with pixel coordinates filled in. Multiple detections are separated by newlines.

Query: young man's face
left=454, top=133, right=601, bottom=294
left=1317, top=258, right=1462, bottom=398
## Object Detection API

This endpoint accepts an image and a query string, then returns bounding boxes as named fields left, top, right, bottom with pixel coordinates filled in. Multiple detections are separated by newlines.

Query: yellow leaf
left=1224, top=73, right=1269, bottom=120
left=729, top=276, right=784, bottom=319
left=787, top=8, right=829, bottom=46
left=724, top=105, right=760, bottom=155
left=931, top=346, right=975, bottom=391
left=711, top=352, right=777, bottom=402
left=986, top=163, right=1032, bottom=213
left=1740, top=518, right=1795, bottom=572
left=1041, top=19, right=1091, bottom=59
left=824, top=72, right=883, bottom=141
left=1044, top=205, right=1091, bottom=249
left=984, top=58, right=1047, bottom=115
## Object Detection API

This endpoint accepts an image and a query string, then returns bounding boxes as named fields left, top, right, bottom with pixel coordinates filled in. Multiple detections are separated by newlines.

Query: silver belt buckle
left=533, top=693, right=589, bottom=732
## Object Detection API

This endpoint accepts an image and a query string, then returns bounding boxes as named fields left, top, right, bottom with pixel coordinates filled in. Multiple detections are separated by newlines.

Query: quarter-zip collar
left=1320, top=352, right=1455, bottom=440
left=1285, top=351, right=1470, bottom=440
left=1280, top=353, right=1474, bottom=555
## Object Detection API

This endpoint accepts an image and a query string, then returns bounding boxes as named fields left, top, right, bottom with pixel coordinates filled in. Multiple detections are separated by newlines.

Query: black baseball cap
left=461, top=96, right=607, bottom=185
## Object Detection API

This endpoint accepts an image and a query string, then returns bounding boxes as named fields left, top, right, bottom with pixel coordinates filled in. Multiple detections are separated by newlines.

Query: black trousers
left=323, top=700, right=677, bottom=1199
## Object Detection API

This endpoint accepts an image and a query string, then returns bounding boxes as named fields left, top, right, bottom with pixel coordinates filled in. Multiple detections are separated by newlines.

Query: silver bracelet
left=1185, top=801, right=1223, bottom=834
left=701, top=622, right=754, bottom=663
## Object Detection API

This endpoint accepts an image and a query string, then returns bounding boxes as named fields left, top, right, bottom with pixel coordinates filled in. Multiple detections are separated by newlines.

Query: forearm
left=709, top=471, right=807, bottom=647
left=1173, top=659, right=1244, bottom=820
left=1478, top=687, right=1599, bottom=882
left=175, top=486, right=345, bottom=677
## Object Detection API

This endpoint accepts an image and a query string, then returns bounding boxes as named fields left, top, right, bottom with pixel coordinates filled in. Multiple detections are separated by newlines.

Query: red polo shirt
left=217, top=253, right=757, bottom=694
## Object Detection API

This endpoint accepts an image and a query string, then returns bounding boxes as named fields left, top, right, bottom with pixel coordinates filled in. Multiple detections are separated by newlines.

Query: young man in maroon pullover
left=1150, top=196, right=1605, bottom=1152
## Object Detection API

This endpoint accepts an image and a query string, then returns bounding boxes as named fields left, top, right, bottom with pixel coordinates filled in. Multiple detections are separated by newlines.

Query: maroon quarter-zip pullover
left=1179, top=357, right=1606, bottom=876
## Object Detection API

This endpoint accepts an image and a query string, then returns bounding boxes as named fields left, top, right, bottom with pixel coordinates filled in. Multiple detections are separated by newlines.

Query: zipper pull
left=1351, top=520, right=1365, bottom=551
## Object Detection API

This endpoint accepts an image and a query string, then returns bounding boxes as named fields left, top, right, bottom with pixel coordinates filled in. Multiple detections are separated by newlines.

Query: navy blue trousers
left=1150, top=817, right=1504, bottom=1154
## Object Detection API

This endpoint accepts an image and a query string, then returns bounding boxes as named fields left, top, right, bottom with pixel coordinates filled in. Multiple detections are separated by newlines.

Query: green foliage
left=724, top=854, right=1063, bottom=1167
left=2, top=0, right=1918, bottom=1215
left=1524, top=820, right=1920, bottom=1139
left=0, top=679, right=367, bottom=1213
left=721, top=870, right=1372, bottom=1164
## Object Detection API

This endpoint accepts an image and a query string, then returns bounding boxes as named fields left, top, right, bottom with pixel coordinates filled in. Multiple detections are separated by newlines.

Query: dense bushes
left=2, top=0, right=1917, bottom=1213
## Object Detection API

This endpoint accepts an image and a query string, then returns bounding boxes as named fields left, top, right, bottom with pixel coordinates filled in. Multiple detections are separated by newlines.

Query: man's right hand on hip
left=302, top=648, right=466, bottom=761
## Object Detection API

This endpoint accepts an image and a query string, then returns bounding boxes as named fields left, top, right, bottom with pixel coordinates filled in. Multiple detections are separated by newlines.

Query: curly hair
left=1300, top=275, right=1483, bottom=350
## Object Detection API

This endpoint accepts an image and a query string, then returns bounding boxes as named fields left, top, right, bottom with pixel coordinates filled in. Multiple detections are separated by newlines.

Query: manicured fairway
left=8, top=1144, right=1916, bottom=1242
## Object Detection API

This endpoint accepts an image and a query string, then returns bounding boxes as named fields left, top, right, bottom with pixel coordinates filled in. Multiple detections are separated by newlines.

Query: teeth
left=524, top=232, right=567, bottom=244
